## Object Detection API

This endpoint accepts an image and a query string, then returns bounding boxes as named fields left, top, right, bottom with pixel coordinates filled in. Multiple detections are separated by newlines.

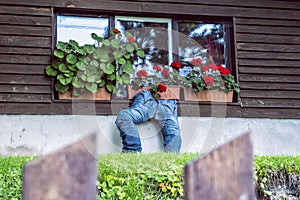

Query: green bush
left=0, top=156, right=35, bottom=200
left=254, top=156, right=300, bottom=199
left=97, top=153, right=198, bottom=200
left=0, top=154, right=300, bottom=200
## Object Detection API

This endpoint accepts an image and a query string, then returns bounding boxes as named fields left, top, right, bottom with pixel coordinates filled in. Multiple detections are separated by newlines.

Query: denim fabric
left=115, top=90, right=181, bottom=152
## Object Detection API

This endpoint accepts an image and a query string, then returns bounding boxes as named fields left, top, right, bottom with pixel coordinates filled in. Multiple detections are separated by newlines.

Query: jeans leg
left=115, top=90, right=157, bottom=152
left=155, top=100, right=181, bottom=152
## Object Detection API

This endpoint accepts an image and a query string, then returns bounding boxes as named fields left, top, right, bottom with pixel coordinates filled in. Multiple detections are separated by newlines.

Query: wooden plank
left=22, top=133, right=97, bottom=200
left=2, top=0, right=300, bottom=10
left=184, top=132, right=255, bottom=200
left=236, top=33, right=300, bottom=44
left=239, top=74, right=300, bottom=83
left=238, top=59, right=300, bottom=67
left=0, top=85, right=51, bottom=93
left=0, top=35, right=51, bottom=48
left=0, top=93, right=51, bottom=103
left=237, top=43, right=300, bottom=53
left=239, top=66, right=300, bottom=75
left=0, top=103, right=73, bottom=115
left=0, top=5, right=51, bottom=16
left=0, top=54, right=51, bottom=65
left=236, top=24, right=300, bottom=36
left=0, top=101, right=299, bottom=118
left=236, top=18, right=300, bottom=27
left=141, top=2, right=300, bottom=20
left=0, top=47, right=51, bottom=55
left=0, top=74, right=50, bottom=85
left=241, top=98, right=300, bottom=108
left=238, top=51, right=300, bottom=60
left=0, top=64, right=47, bottom=74
left=240, top=90, right=300, bottom=99
left=0, top=14, right=51, bottom=26
left=239, top=82, right=300, bottom=91
left=0, top=25, right=51, bottom=36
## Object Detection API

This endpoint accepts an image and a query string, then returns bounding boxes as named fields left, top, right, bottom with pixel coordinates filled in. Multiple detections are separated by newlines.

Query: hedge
left=0, top=154, right=299, bottom=200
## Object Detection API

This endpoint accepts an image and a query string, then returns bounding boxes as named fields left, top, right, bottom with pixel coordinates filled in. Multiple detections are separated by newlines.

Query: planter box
left=58, top=87, right=111, bottom=100
left=184, top=88, right=233, bottom=102
left=127, top=85, right=180, bottom=100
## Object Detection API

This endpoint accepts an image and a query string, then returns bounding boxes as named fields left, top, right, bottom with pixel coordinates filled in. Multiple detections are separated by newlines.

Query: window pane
left=178, top=22, right=226, bottom=67
left=57, top=15, right=109, bottom=45
left=116, top=17, right=172, bottom=67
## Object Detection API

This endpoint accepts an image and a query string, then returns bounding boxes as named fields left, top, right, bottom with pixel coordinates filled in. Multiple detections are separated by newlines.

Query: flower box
left=127, top=85, right=180, bottom=100
left=183, top=88, right=233, bottom=102
left=58, top=87, right=111, bottom=100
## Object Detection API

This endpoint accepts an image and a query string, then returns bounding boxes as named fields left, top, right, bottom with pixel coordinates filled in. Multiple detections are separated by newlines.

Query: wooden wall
left=0, top=0, right=299, bottom=118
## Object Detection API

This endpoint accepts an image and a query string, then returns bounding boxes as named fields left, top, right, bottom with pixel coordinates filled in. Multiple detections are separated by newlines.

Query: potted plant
left=183, top=58, right=240, bottom=102
left=128, top=61, right=187, bottom=100
left=45, top=29, right=145, bottom=100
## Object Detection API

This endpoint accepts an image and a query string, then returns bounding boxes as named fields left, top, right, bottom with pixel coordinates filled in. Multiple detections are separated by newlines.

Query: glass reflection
left=57, top=15, right=109, bottom=45
left=178, top=22, right=225, bottom=67
left=116, top=19, right=169, bottom=67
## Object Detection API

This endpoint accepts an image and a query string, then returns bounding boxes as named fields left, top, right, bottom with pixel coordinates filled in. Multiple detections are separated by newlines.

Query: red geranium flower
left=170, top=61, right=181, bottom=70
left=128, top=36, right=135, bottom=42
left=210, top=64, right=219, bottom=71
left=203, top=75, right=214, bottom=86
left=112, top=29, right=120, bottom=34
left=136, top=70, right=148, bottom=78
left=157, top=83, right=167, bottom=93
left=190, top=58, right=202, bottom=67
left=218, top=65, right=230, bottom=76
left=202, top=65, right=209, bottom=72
left=153, top=65, right=162, bottom=72
left=161, top=67, right=170, bottom=78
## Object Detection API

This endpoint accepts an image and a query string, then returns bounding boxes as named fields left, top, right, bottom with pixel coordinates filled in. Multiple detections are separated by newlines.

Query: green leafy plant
left=45, top=29, right=145, bottom=96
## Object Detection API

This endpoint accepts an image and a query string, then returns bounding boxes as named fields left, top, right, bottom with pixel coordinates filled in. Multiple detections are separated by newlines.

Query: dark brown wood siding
left=0, top=0, right=299, bottom=118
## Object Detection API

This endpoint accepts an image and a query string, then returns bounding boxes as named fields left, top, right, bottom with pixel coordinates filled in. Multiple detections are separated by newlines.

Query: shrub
left=0, top=156, right=35, bottom=200
left=1, top=154, right=300, bottom=200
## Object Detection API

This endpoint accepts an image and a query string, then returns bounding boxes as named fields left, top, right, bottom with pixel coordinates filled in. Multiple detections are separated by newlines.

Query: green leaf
left=103, top=63, right=115, bottom=74
left=66, top=54, right=77, bottom=64
left=53, top=50, right=64, bottom=59
left=123, top=61, right=134, bottom=74
left=137, top=49, right=145, bottom=58
left=45, top=65, right=58, bottom=76
left=86, top=83, right=98, bottom=93
left=117, top=58, right=126, bottom=65
left=103, top=39, right=110, bottom=46
left=68, top=65, right=77, bottom=72
left=83, top=44, right=94, bottom=53
left=76, top=62, right=87, bottom=70
left=91, top=33, right=103, bottom=43
left=113, top=49, right=124, bottom=60
left=57, top=74, right=72, bottom=85
left=106, top=84, right=115, bottom=93
left=121, top=74, right=131, bottom=85
left=69, top=39, right=79, bottom=48
left=107, top=74, right=116, bottom=81
left=58, top=64, right=69, bottom=73
left=72, top=77, right=85, bottom=88
left=125, top=43, right=134, bottom=53
left=111, top=39, right=120, bottom=48
left=90, top=60, right=99, bottom=67
left=98, top=80, right=105, bottom=87
left=55, top=82, right=69, bottom=93
left=124, top=53, right=131, bottom=59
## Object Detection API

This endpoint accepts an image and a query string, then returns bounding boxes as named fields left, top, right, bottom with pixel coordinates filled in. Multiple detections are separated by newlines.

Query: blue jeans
left=115, top=90, right=181, bottom=152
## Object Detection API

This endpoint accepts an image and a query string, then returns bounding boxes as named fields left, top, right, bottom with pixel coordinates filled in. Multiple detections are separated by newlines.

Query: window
left=55, top=13, right=235, bottom=101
